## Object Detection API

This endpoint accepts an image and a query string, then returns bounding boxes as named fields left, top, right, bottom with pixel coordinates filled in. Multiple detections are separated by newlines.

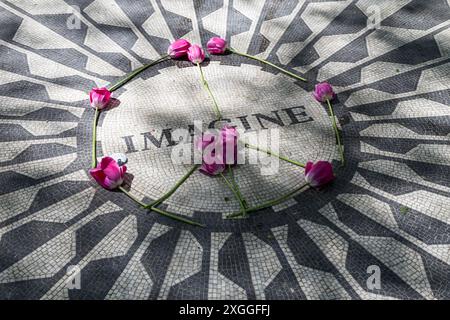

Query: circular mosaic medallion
left=99, top=62, right=339, bottom=215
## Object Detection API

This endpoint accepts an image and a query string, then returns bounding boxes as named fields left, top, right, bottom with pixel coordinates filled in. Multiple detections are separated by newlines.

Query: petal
left=306, top=161, right=334, bottom=187
left=313, top=168, right=334, bottom=185
left=207, top=37, right=227, bottom=54
left=314, top=161, right=333, bottom=173
left=312, top=91, right=323, bottom=102
left=99, top=156, right=116, bottom=170
left=103, top=176, right=123, bottom=190
left=89, top=168, right=107, bottom=188
left=89, top=167, right=104, bottom=179
left=102, top=177, right=116, bottom=189
left=168, top=40, right=191, bottom=58
left=103, top=160, right=122, bottom=181
left=120, top=165, right=127, bottom=177
left=93, top=87, right=111, bottom=100
left=89, top=88, right=111, bottom=109
left=215, top=37, right=227, bottom=47
left=304, top=161, right=314, bottom=175
left=200, top=162, right=225, bottom=176
left=89, top=90, right=94, bottom=104
left=188, top=45, right=205, bottom=63
left=172, top=39, right=191, bottom=50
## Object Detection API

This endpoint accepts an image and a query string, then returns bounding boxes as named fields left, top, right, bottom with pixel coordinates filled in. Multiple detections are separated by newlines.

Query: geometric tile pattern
left=0, top=0, right=449, bottom=299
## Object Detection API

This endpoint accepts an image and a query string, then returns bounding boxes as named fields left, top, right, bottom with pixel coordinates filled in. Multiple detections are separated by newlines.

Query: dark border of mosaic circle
left=77, top=56, right=355, bottom=232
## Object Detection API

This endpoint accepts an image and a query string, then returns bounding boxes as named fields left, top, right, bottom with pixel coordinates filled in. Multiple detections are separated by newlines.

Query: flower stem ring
left=88, top=39, right=340, bottom=226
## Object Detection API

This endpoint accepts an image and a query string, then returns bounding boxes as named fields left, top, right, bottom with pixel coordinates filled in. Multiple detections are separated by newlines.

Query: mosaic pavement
left=0, top=0, right=449, bottom=300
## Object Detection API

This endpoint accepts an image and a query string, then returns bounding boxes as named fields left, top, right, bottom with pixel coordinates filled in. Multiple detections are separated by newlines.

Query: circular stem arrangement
left=88, top=38, right=342, bottom=226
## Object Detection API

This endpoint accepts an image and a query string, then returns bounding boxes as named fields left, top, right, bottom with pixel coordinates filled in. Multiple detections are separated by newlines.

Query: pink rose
left=167, top=39, right=191, bottom=58
left=207, top=37, right=227, bottom=54
left=89, top=156, right=126, bottom=190
left=187, top=44, right=205, bottom=64
left=304, top=161, right=335, bottom=188
left=195, top=126, right=239, bottom=175
left=89, top=87, right=111, bottom=110
left=313, top=82, right=335, bottom=103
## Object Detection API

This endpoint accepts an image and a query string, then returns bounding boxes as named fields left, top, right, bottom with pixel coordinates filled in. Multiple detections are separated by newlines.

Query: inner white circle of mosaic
left=100, top=62, right=338, bottom=216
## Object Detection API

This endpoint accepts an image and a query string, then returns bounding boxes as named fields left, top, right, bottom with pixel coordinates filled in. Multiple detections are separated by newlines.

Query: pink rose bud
left=89, top=87, right=111, bottom=110
left=199, top=162, right=226, bottom=176
left=207, top=37, right=227, bottom=54
left=167, top=39, right=191, bottom=58
left=194, top=129, right=235, bottom=176
left=313, top=82, right=335, bottom=103
left=89, top=156, right=126, bottom=190
left=221, top=125, right=239, bottom=165
left=304, top=161, right=335, bottom=189
left=187, top=44, right=205, bottom=64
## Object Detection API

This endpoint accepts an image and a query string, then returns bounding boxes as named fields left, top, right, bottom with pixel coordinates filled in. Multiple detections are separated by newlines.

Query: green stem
left=91, top=107, right=100, bottom=168
left=197, top=63, right=222, bottom=120
left=227, top=183, right=309, bottom=218
left=245, top=143, right=305, bottom=168
left=145, top=165, right=199, bottom=208
left=118, top=186, right=148, bottom=207
left=229, top=48, right=307, bottom=82
left=150, top=206, right=205, bottom=227
left=108, top=55, right=169, bottom=92
left=326, top=99, right=344, bottom=166
left=220, top=168, right=247, bottom=216
left=118, top=186, right=204, bottom=227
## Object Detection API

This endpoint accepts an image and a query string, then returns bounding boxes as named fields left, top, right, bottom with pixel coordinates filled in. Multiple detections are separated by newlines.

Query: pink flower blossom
left=89, top=156, right=126, bottom=190
left=167, top=39, right=191, bottom=58
left=313, top=82, right=335, bottom=103
left=89, top=87, right=111, bottom=110
left=304, top=161, right=335, bottom=188
left=207, top=37, right=227, bottom=54
left=187, top=44, right=205, bottom=64
left=195, top=126, right=240, bottom=175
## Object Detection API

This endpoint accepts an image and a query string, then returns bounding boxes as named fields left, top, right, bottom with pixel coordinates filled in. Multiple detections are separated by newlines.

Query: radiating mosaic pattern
left=0, top=0, right=449, bottom=300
